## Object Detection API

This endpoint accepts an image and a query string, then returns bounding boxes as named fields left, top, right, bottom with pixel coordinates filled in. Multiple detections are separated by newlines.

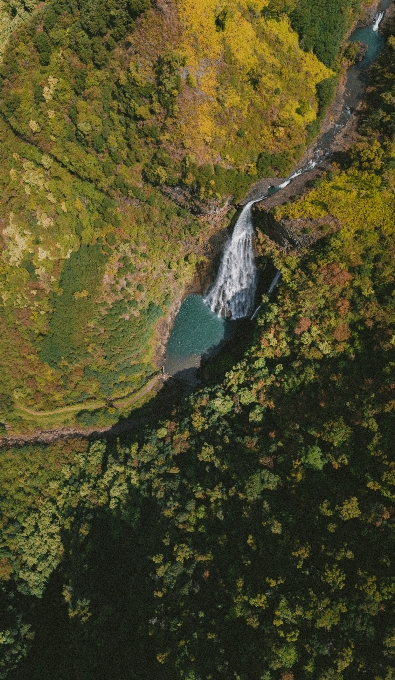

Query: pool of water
left=350, top=13, right=385, bottom=67
left=164, top=295, right=233, bottom=375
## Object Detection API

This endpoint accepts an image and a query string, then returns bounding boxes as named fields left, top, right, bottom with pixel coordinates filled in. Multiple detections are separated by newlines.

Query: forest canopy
left=1, top=0, right=395, bottom=679
left=1, top=10, right=395, bottom=678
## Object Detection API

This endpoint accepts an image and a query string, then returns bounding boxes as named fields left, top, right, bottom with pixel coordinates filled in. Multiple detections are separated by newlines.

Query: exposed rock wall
left=252, top=204, right=339, bottom=251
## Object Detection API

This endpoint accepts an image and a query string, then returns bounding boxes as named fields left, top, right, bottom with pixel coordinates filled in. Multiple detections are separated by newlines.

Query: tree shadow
left=9, top=501, right=165, bottom=680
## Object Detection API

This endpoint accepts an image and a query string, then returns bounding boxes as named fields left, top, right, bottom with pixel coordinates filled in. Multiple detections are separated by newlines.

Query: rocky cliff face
left=252, top=202, right=339, bottom=250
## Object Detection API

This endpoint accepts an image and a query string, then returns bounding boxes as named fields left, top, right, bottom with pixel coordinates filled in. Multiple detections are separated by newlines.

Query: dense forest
left=2, top=0, right=395, bottom=679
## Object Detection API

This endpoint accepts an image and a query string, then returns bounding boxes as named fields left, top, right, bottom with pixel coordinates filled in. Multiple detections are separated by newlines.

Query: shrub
left=76, top=409, right=102, bottom=426
left=316, top=76, right=337, bottom=115
left=70, top=27, right=92, bottom=64
left=306, top=119, right=321, bottom=144
left=112, top=175, right=130, bottom=195
left=155, top=51, right=185, bottom=115
left=33, top=33, right=52, bottom=66
left=102, top=160, right=115, bottom=177
left=92, top=134, right=106, bottom=153
left=74, top=70, right=87, bottom=95
left=43, top=8, right=57, bottom=33
left=290, top=0, right=355, bottom=67
left=33, top=85, right=44, bottom=104
left=256, top=151, right=292, bottom=178
left=105, top=231, right=117, bottom=245
left=256, top=151, right=272, bottom=177
left=1, top=94, right=21, bottom=119
left=91, top=37, right=108, bottom=68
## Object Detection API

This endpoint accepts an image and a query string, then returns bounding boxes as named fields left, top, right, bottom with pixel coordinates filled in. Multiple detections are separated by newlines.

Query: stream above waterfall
left=164, top=3, right=390, bottom=379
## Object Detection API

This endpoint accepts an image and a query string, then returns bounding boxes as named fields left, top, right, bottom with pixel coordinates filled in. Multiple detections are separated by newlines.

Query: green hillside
left=1, top=7, right=395, bottom=679
left=2, top=0, right=395, bottom=679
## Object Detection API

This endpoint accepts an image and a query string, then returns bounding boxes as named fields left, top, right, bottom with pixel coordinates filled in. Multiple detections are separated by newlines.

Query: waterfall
left=204, top=201, right=257, bottom=319
left=204, top=159, right=318, bottom=320
left=203, top=3, right=388, bottom=322
left=373, top=11, right=384, bottom=31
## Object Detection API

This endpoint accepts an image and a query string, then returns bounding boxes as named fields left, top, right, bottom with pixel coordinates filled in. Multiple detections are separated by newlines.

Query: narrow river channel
left=164, top=1, right=391, bottom=380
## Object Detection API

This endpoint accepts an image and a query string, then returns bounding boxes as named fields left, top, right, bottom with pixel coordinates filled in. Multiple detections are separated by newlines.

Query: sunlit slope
left=175, top=0, right=332, bottom=165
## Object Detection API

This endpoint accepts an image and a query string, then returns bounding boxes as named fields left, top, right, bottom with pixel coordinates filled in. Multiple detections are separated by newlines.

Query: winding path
left=14, top=374, right=161, bottom=417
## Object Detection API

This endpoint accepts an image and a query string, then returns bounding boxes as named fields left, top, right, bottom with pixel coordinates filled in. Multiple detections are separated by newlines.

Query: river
left=163, top=0, right=391, bottom=381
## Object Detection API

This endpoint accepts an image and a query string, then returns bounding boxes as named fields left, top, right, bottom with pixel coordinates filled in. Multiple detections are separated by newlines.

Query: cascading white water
left=204, top=159, right=318, bottom=319
left=373, top=11, right=384, bottom=31
left=204, top=200, right=257, bottom=319
left=203, top=4, right=388, bottom=323
left=276, top=159, right=317, bottom=190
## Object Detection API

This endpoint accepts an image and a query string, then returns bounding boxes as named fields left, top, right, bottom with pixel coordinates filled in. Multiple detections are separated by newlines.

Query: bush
left=76, top=409, right=102, bottom=426
left=74, top=70, right=87, bottom=95
left=68, top=104, right=78, bottom=126
left=105, top=231, right=117, bottom=245
left=91, top=37, right=108, bottom=68
left=1, top=94, right=21, bottom=119
left=33, top=33, right=52, bottom=66
left=316, top=76, right=337, bottom=115
left=52, top=0, right=78, bottom=14
left=306, top=118, right=321, bottom=145
left=70, top=27, right=92, bottom=64
left=143, top=149, right=180, bottom=186
left=130, top=185, right=145, bottom=201
left=290, top=0, right=354, bottom=67
left=256, top=151, right=292, bottom=177
left=256, top=151, right=272, bottom=177
left=79, top=0, right=112, bottom=36
left=92, top=134, right=106, bottom=153
left=155, top=51, right=185, bottom=115
left=128, top=0, right=151, bottom=18
left=43, top=8, right=57, bottom=33
left=109, top=148, right=123, bottom=164
left=102, top=160, right=115, bottom=177
left=78, top=0, right=150, bottom=39
left=33, top=85, right=44, bottom=104
left=112, top=175, right=130, bottom=195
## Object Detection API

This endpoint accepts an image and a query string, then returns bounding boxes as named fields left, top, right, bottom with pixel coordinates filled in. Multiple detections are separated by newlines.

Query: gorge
left=164, top=2, right=389, bottom=382
left=2, top=1, right=395, bottom=678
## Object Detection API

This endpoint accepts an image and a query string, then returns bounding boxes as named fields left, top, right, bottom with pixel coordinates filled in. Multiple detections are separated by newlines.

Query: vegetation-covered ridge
left=0, top=0, right=353, bottom=431
left=1, top=15, right=395, bottom=680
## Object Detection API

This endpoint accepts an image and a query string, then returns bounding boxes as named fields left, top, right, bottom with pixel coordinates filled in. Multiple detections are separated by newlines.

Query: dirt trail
left=0, top=375, right=163, bottom=447
left=16, top=401, right=105, bottom=417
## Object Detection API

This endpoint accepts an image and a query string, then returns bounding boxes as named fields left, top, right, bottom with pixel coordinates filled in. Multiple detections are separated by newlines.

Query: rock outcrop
left=252, top=203, right=340, bottom=251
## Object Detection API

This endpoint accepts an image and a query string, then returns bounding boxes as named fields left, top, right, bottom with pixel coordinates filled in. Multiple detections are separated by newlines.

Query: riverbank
left=249, top=0, right=394, bottom=234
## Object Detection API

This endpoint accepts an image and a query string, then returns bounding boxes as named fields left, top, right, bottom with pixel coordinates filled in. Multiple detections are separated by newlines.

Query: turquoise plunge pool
left=164, top=295, right=233, bottom=376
